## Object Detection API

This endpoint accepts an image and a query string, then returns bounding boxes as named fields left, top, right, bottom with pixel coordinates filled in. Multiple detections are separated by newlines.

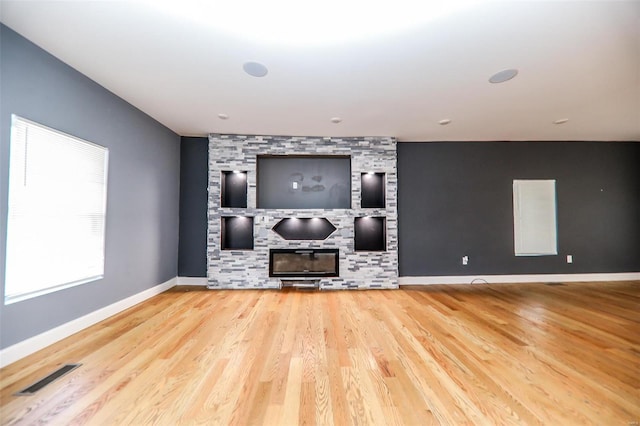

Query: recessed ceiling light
left=438, top=119, right=452, bottom=125
left=218, top=113, right=229, bottom=120
left=330, top=117, right=342, bottom=124
left=489, top=69, right=518, bottom=84
left=553, top=118, right=569, bottom=124
left=243, top=61, right=268, bottom=77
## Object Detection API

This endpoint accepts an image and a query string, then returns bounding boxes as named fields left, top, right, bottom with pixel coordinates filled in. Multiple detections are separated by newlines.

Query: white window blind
left=4, top=115, right=109, bottom=304
left=513, top=179, right=557, bottom=256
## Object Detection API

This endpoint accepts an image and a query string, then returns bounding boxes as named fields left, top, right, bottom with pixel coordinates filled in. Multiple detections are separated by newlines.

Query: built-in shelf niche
left=354, top=216, right=386, bottom=251
left=272, top=218, right=337, bottom=240
left=361, top=172, right=385, bottom=208
left=221, top=216, right=254, bottom=250
left=221, top=170, right=247, bottom=208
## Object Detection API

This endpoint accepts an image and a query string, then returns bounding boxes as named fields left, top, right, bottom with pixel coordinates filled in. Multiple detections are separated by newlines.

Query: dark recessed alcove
left=221, top=171, right=247, bottom=208
left=257, top=155, right=351, bottom=209
left=272, top=218, right=336, bottom=240
left=354, top=216, right=386, bottom=251
left=221, top=216, right=254, bottom=250
left=361, top=172, right=385, bottom=208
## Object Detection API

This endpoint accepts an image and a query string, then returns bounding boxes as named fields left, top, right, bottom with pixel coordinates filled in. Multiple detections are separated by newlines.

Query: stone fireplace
left=207, top=134, right=398, bottom=290
left=269, top=249, right=339, bottom=278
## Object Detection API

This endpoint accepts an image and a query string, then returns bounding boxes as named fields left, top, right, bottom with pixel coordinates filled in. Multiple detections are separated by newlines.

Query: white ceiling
left=1, top=0, right=639, bottom=141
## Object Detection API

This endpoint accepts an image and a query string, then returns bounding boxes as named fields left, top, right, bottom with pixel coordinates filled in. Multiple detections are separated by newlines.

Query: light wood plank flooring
left=1, top=281, right=639, bottom=425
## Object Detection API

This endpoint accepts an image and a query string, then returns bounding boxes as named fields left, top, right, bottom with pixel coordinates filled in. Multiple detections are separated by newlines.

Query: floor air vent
left=544, top=282, right=566, bottom=286
left=15, top=363, right=81, bottom=396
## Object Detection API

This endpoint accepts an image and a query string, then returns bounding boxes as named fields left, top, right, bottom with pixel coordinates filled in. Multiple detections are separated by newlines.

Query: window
left=513, top=179, right=557, bottom=256
left=4, top=115, right=109, bottom=304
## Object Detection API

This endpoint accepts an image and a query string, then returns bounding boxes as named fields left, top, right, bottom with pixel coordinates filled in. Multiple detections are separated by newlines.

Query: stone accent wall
left=207, top=134, right=398, bottom=289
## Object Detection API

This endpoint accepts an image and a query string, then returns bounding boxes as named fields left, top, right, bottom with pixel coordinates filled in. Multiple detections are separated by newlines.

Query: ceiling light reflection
left=148, top=0, right=484, bottom=46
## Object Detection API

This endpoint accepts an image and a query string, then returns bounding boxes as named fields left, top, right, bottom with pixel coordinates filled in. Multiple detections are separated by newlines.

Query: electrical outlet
left=462, top=256, right=469, bottom=266
left=567, top=255, right=573, bottom=264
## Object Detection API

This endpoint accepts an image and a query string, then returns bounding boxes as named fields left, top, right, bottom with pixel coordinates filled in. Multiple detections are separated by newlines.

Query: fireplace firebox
left=269, top=249, right=339, bottom=278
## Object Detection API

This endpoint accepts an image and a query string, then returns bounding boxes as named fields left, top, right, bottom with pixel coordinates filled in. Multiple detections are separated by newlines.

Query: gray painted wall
left=398, top=142, right=640, bottom=276
left=0, top=25, right=180, bottom=349
left=179, top=140, right=640, bottom=278
left=178, top=137, right=208, bottom=276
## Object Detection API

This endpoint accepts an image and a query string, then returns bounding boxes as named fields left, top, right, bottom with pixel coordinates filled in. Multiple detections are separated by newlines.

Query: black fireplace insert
left=269, top=249, right=339, bottom=277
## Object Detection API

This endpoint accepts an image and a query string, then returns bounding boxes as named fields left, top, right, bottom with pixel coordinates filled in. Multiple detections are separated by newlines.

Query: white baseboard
left=398, top=272, right=640, bottom=286
left=176, top=276, right=208, bottom=286
left=0, top=277, right=177, bottom=368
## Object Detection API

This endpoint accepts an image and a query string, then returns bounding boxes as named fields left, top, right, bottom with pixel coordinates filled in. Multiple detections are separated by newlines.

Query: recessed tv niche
left=257, top=155, right=351, bottom=209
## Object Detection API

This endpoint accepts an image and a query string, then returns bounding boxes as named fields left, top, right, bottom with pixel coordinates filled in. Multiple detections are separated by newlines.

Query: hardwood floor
left=1, top=281, right=639, bottom=425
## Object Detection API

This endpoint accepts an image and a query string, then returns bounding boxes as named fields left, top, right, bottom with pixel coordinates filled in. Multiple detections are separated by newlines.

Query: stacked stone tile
left=208, top=134, right=398, bottom=289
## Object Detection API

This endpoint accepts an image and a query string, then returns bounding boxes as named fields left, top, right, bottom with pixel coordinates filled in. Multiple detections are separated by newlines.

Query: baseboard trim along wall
left=180, top=273, right=640, bottom=287
left=177, top=276, right=208, bottom=286
left=0, top=277, right=177, bottom=368
left=398, top=272, right=640, bottom=285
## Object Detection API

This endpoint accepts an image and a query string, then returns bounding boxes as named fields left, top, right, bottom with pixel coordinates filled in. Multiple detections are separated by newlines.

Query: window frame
left=4, top=115, right=109, bottom=304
